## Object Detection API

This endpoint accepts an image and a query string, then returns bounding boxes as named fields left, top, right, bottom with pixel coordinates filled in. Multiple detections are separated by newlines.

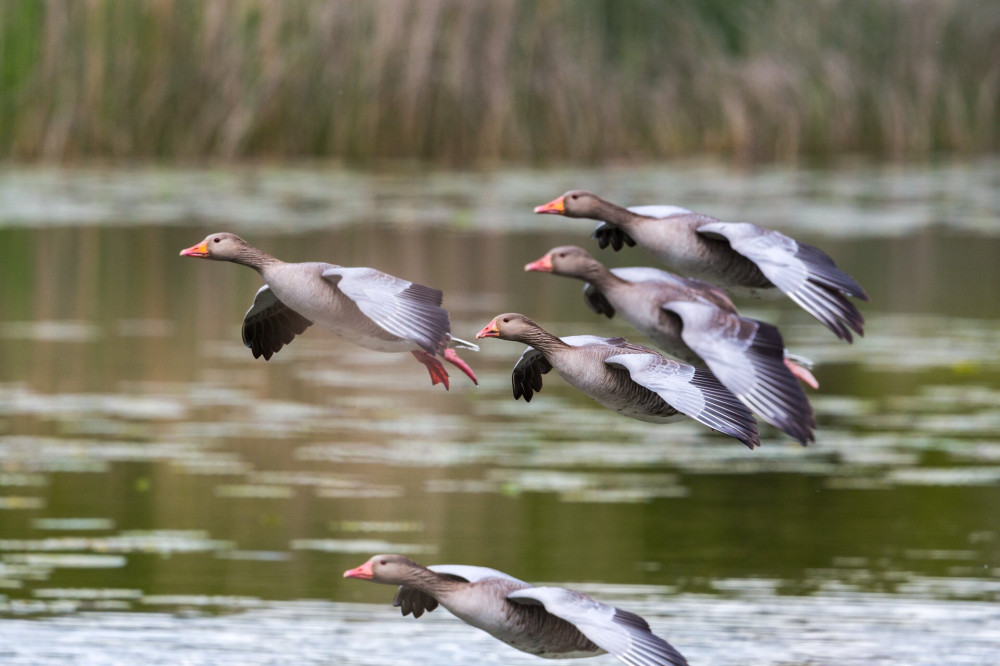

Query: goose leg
left=784, top=357, right=819, bottom=390
left=444, top=348, right=478, bottom=385
left=411, top=350, right=450, bottom=389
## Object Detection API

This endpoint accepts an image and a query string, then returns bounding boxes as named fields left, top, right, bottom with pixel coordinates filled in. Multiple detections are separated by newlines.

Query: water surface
left=1, top=160, right=999, bottom=664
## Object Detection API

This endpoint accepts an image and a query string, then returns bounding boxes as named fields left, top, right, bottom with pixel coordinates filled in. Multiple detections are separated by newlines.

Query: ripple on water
left=1, top=589, right=998, bottom=665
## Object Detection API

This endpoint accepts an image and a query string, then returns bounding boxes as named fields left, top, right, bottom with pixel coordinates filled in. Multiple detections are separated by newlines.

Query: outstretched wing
left=664, top=300, right=815, bottom=445
left=605, top=353, right=760, bottom=448
left=241, top=286, right=313, bottom=360
left=508, top=587, right=689, bottom=666
left=322, top=267, right=451, bottom=355
left=696, top=221, right=868, bottom=342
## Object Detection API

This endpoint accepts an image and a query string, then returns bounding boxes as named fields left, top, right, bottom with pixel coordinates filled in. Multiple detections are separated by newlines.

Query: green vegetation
left=1, top=0, right=997, bottom=164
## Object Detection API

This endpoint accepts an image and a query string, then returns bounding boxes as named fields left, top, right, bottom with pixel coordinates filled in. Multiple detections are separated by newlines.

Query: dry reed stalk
left=0, top=0, right=997, bottom=163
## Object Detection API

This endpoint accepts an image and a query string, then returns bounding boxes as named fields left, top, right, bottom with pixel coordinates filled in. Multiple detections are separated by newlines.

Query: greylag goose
left=526, top=246, right=816, bottom=445
left=476, top=313, right=759, bottom=448
left=179, top=233, right=477, bottom=389
left=534, top=190, right=869, bottom=342
left=344, top=554, right=689, bottom=666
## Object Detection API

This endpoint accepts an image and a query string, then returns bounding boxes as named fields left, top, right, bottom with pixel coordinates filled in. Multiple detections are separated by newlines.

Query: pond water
left=1, top=160, right=999, bottom=664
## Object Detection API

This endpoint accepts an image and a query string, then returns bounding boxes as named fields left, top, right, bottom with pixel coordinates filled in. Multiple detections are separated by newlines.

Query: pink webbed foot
left=444, top=348, right=478, bottom=386
left=785, top=357, right=820, bottom=390
left=411, top=350, right=450, bottom=390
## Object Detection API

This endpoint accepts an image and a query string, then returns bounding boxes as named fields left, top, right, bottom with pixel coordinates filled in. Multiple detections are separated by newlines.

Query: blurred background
left=1, top=2, right=999, bottom=664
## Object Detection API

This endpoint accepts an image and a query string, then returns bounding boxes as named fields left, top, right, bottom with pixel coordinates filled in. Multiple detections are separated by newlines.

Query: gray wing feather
left=696, top=221, right=868, bottom=341
left=605, top=353, right=760, bottom=448
left=322, top=267, right=450, bottom=355
left=241, top=286, right=313, bottom=360
left=665, top=301, right=815, bottom=445
left=508, top=587, right=689, bottom=666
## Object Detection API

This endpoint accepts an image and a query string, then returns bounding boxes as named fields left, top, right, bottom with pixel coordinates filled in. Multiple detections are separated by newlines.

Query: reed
left=1, top=0, right=997, bottom=164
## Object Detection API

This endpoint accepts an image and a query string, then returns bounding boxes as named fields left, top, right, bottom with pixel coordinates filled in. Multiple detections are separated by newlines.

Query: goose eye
left=502, top=317, right=510, bottom=323
left=213, top=237, right=221, bottom=243
left=570, top=194, right=579, bottom=200
left=558, top=253, right=566, bottom=258
left=379, top=559, right=387, bottom=566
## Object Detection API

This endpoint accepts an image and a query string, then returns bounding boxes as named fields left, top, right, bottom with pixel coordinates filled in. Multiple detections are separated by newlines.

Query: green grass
left=1, top=0, right=997, bottom=164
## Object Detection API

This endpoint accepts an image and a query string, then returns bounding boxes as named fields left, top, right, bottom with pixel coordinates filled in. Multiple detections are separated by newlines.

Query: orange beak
left=179, top=241, right=209, bottom=258
left=524, top=253, right=553, bottom=272
left=533, top=196, right=566, bottom=215
left=343, top=560, right=374, bottom=580
left=476, top=319, right=500, bottom=339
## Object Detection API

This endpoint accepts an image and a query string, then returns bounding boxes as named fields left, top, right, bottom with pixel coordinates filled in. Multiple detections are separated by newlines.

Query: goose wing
left=241, top=286, right=313, bottom=360
left=605, top=352, right=760, bottom=448
left=664, top=300, right=815, bottom=445
left=322, top=267, right=451, bottom=355
left=511, top=347, right=552, bottom=402
left=583, top=282, right=616, bottom=318
left=696, top=221, right=868, bottom=341
left=507, top=587, right=689, bottom=666
left=593, top=222, right=636, bottom=251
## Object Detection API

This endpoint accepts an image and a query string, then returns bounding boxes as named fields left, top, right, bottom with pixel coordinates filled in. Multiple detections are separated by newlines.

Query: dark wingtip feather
left=592, top=224, right=635, bottom=253
left=689, top=368, right=761, bottom=449
left=584, top=284, right=616, bottom=318
left=614, top=608, right=652, bottom=632
left=741, top=321, right=817, bottom=445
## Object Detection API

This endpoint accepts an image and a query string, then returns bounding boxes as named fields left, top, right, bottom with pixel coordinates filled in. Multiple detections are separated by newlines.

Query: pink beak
left=533, top=196, right=566, bottom=215
left=476, top=320, right=500, bottom=339
left=179, top=241, right=209, bottom=257
left=524, top=254, right=553, bottom=272
left=343, top=560, right=374, bottom=579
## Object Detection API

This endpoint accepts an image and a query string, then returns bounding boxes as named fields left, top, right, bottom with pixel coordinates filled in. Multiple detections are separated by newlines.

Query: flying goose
left=344, top=553, right=689, bottom=665
left=476, top=313, right=759, bottom=448
left=180, top=233, right=477, bottom=389
left=525, top=245, right=816, bottom=444
left=535, top=190, right=868, bottom=342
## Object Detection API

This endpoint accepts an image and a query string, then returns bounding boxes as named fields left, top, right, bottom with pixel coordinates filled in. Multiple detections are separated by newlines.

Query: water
left=1, top=160, right=999, bottom=664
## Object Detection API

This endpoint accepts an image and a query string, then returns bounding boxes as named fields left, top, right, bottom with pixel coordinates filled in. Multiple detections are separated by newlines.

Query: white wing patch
left=627, top=205, right=693, bottom=219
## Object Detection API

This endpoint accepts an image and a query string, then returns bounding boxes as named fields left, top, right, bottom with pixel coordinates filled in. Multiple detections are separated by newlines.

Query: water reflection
left=1, top=163, right=999, bottom=663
